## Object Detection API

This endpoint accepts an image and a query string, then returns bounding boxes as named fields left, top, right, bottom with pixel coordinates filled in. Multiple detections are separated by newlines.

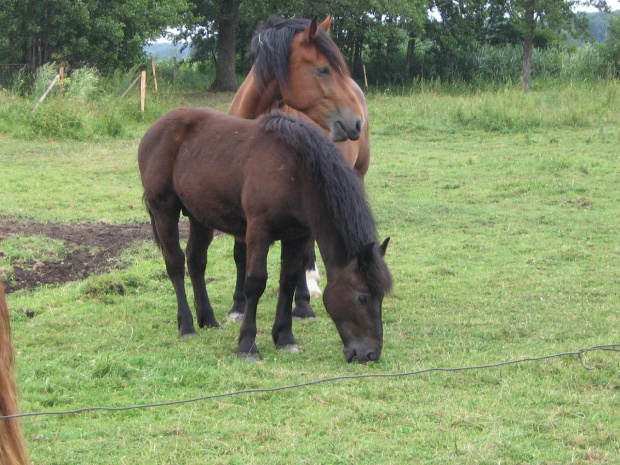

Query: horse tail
left=0, top=282, right=31, bottom=465
left=143, top=193, right=163, bottom=251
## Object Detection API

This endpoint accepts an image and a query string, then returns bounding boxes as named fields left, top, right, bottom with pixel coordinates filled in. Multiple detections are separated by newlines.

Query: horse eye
left=357, top=293, right=369, bottom=305
left=317, top=66, right=330, bottom=76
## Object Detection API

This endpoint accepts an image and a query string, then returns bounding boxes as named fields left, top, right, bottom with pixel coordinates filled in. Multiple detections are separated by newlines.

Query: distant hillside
left=144, top=42, right=193, bottom=59
left=586, top=10, right=619, bottom=42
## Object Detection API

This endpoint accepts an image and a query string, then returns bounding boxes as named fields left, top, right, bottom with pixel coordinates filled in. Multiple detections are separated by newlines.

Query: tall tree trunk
left=353, top=39, right=363, bottom=80
left=521, top=0, right=536, bottom=94
left=521, top=34, right=533, bottom=93
left=405, top=32, right=416, bottom=77
left=209, top=0, right=240, bottom=92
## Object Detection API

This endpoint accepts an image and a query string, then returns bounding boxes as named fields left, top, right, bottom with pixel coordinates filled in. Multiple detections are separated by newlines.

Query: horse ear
left=358, top=242, right=375, bottom=268
left=307, top=16, right=320, bottom=43
left=320, top=14, right=332, bottom=33
left=379, top=237, right=390, bottom=257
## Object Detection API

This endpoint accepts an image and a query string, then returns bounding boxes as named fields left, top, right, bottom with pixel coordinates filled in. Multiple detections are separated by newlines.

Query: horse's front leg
left=227, top=240, right=247, bottom=323
left=237, top=231, right=270, bottom=361
left=292, top=243, right=317, bottom=319
left=272, top=238, right=309, bottom=352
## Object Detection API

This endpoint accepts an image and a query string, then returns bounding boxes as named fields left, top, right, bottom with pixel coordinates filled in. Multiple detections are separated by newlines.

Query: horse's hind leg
left=292, top=243, right=317, bottom=319
left=148, top=200, right=196, bottom=336
left=272, top=238, right=307, bottom=352
left=186, top=216, right=219, bottom=328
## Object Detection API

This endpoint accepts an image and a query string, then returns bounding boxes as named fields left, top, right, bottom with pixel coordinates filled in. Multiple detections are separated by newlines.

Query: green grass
left=2, top=82, right=620, bottom=464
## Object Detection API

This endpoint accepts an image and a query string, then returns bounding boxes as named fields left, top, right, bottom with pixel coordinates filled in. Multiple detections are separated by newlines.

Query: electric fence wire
left=2, top=344, right=619, bottom=421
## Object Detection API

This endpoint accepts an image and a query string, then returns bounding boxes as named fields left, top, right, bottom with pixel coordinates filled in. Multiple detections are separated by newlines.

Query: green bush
left=32, top=63, right=60, bottom=99
left=66, top=68, right=100, bottom=100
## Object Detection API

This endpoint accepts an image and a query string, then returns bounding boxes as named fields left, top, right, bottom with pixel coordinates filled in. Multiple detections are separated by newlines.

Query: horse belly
left=173, top=160, right=247, bottom=237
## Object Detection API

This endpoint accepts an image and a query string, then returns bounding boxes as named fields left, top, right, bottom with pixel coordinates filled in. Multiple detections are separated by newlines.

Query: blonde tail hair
left=0, top=282, right=30, bottom=465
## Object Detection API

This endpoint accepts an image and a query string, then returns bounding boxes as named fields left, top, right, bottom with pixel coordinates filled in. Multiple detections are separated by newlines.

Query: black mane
left=251, top=17, right=350, bottom=91
left=260, top=112, right=392, bottom=297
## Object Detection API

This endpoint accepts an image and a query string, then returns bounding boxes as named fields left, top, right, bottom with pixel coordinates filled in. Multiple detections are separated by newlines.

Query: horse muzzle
left=343, top=340, right=382, bottom=363
left=330, top=117, right=363, bottom=142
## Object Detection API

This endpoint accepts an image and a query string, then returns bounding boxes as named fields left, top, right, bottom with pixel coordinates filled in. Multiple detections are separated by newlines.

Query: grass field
left=1, top=82, right=620, bottom=464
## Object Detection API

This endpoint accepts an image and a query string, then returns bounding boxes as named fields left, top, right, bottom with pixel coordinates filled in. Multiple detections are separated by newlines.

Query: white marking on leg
left=306, top=265, right=322, bottom=297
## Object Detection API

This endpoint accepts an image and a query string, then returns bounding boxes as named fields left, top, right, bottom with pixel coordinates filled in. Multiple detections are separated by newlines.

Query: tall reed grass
left=0, top=64, right=203, bottom=141
left=0, top=57, right=618, bottom=141
left=368, top=79, right=620, bottom=135
left=402, top=44, right=614, bottom=87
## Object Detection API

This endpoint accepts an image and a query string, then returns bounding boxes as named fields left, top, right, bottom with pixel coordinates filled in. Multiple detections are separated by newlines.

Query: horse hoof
left=237, top=351, right=260, bottom=363
left=180, top=331, right=197, bottom=339
left=198, top=319, right=220, bottom=329
left=227, top=312, right=244, bottom=323
left=292, top=304, right=316, bottom=321
left=278, top=344, right=300, bottom=354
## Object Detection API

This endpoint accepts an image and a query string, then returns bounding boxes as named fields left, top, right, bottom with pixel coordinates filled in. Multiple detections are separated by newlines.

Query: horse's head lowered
left=322, top=239, right=392, bottom=363
left=252, top=16, right=364, bottom=142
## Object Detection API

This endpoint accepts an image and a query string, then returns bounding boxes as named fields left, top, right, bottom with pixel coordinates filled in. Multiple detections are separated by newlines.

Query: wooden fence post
left=31, top=74, right=60, bottom=113
left=58, top=67, right=64, bottom=97
left=151, top=58, right=158, bottom=93
left=121, top=73, right=142, bottom=98
left=140, top=70, right=146, bottom=113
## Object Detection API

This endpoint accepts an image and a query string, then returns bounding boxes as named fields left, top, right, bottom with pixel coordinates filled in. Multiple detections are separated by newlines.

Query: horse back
left=139, top=107, right=257, bottom=191
left=139, top=108, right=307, bottom=239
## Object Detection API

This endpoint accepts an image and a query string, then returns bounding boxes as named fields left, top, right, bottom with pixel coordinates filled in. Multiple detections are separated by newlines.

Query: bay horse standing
left=138, top=108, right=391, bottom=362
left=0, top=283, right=31, bottom=465
left=227, top=15, right=370, bottom=322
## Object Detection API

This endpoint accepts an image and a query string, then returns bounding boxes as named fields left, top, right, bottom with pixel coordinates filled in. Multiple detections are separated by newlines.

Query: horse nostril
left=355, top=119, right=363, bottom=133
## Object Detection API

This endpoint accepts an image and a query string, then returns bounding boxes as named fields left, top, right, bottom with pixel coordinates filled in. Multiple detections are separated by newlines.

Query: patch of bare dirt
left=0, top=217, right=190, bottom=293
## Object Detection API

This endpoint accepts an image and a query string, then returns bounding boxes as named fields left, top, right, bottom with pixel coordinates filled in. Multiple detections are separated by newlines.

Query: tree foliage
left=1, top=0, right=618, bottom=87
left=0, top=0, right=189, bottom=72
left=603, top=13, right=620, bottom=75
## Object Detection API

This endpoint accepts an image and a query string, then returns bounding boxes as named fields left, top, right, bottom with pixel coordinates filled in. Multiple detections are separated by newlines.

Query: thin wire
left=2, top=344, right=619, bottom=421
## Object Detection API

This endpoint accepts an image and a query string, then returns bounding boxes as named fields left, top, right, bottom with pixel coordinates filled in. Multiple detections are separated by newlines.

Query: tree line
left=1, top=0, right=619, bottom=93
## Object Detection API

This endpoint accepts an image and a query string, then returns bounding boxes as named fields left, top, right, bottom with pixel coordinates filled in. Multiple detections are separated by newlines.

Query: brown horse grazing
left=138, top=108, right=392, bottom=362
left=0, top=283, right=31, bottom=465
left=227, top=15, right=371, bottom=322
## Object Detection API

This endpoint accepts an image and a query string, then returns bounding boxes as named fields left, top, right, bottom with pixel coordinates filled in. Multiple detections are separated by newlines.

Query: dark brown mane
left=250, top=17, right=350, bottom=91
left=260, top=112, right=392, bottom=297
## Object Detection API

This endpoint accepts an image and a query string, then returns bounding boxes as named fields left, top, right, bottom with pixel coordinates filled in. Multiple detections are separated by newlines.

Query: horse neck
left=228, top=68, right=282, bottom=118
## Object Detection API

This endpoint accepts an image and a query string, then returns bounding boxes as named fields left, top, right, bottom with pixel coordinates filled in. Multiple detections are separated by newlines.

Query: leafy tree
left=603, top=13, right=620, bottom=75
left=182, top=0, right=242, bottom=91
left=493, top=0, right=609, bottom=92
left=0, top=0, right=189, bottom=72
left=326, top=0, right=430, bottom=83
left=182, top=0, right=314, bottom=90
left=587, top=10, right=618, bottom=42
left=427, top=0, right=489, bottom=81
